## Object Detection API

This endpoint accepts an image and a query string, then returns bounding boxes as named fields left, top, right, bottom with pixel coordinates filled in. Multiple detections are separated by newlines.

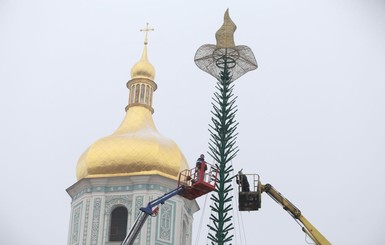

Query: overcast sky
left=1, top=0, right=385, bottom=244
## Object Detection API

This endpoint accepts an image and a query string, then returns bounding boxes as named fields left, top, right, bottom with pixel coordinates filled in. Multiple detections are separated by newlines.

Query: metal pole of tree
left=194, top=9, right=258, bottom=245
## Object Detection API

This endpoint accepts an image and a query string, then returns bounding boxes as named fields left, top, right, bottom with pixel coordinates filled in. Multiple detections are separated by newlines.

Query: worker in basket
left=236, top=170, right=250, bottom=192
left=193, top=154, right=207, bottom=183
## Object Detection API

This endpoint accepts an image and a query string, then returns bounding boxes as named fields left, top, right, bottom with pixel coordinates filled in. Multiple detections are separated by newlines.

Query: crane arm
left=121, top=186, right=185, bottom=245
left=262, top=184, right=331, bottom=245
left=120, top=211, right=149, bottom=245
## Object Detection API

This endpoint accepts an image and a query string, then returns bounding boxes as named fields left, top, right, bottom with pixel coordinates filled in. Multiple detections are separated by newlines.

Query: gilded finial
left=140, top=22, right=154, bottom=45
left=215, top=9, right=237, bottom=48
left=130, top=23, right=156, bottom=81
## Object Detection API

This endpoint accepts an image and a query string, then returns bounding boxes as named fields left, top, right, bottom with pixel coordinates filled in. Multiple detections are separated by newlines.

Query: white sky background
left=1, top=0, right=385, bottom=244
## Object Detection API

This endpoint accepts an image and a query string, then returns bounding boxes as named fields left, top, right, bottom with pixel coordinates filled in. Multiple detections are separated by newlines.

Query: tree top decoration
left=194, top=9, right=258, bottom=82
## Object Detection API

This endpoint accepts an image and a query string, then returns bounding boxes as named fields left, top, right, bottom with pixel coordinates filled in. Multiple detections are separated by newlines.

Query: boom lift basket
left=177, top=162, right=218, bottom=200
left=237, top=173, right=262, bottom=211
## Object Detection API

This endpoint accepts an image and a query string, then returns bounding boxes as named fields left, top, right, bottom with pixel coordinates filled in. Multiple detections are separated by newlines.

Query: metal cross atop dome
left=140, top=22, right=154, bottom=45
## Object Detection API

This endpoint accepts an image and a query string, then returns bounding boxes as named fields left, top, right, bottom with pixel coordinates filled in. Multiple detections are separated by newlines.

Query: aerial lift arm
left=236, top=173, right=331, bottom=245
left=262, top=183, right=332, bottom=245
left=120, top=186, right=185, bottom=245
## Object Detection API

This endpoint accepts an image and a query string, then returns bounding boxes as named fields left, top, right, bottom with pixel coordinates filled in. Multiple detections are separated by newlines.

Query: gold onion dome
left=76, top=32, right=188, bottom=180
left=130, top=44, right=155, bottom=80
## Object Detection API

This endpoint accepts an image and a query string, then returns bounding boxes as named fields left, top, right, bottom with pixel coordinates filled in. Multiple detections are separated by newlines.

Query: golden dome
left=76, top=38, right=189, bottom=180
left=130, top=45, right=155, bottom=80
left=77, top=106, right=189, bottom=180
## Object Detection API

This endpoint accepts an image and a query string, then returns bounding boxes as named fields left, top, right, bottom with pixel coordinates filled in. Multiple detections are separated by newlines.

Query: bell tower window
left=109, top=206, right=128, bottom=241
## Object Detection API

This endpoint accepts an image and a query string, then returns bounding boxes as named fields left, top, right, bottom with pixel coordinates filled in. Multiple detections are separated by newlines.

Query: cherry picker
left=121, top=160, right=218, bottom=245
left=236, top=172, right=332, bottom=245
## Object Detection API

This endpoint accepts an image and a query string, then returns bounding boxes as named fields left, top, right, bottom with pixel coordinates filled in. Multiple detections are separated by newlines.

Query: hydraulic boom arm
left=120, top=186, right=184, bottom=245
left=262, top=183, right=331, bottom=245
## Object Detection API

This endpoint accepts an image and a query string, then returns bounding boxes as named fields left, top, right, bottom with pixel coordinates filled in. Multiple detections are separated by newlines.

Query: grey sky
left=1, top=0, right=385, bottom=244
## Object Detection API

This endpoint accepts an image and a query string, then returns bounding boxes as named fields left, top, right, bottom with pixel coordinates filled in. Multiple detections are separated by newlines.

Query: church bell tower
left=66, top=24, right=199, bottom=245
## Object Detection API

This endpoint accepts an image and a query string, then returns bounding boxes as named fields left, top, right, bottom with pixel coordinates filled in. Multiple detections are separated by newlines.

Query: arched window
left=134, top=84, right=140, bottom=103
left=109, top=206, right=128, bottom=241
left=149, top=89, right=153, bottom=106
left=129, top=85, right=134, bottom=104
left=140, top=84, right=145, bottom=103
left=145, top=85, right=150, bottom=105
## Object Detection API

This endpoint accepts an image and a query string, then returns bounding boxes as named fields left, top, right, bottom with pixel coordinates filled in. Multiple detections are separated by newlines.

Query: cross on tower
left=140, top=22, right=154, bottom=45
